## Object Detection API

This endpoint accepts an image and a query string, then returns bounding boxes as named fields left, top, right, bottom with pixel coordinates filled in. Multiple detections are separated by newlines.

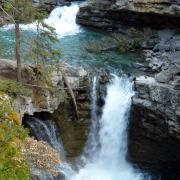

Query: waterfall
left=3, top=3, right=81, bottom=37
left=25, top=117, right=75, bottom=179
left=24, top=75, right=148, bottom=180
left=69, top=75, right=144, bottom=180
left=83, top=76, right=99, bottom=160
left=25, top=117, right=65, bottom=158
left=45, top=4, right=81, bottom=37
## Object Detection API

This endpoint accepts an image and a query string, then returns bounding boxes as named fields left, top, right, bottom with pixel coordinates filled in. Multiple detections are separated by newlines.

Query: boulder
left=130, top=74, right=180, bottom=176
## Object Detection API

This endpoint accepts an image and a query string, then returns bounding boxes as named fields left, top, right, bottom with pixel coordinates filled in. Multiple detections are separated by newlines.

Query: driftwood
left=61, top=71, right=79, bottom=121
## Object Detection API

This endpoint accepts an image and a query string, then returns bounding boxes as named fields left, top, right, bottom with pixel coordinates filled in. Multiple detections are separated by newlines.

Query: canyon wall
left=76, top=0, right=180, bottom=177
left=129, top=29, right=180, bottom=177
left=77, top=0, right=180, bottom=29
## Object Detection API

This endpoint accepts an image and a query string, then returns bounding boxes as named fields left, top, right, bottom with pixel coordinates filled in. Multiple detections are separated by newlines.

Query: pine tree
left=2, top=0, right=38, bottom=82
left=30, top=20, right=62, bottom=83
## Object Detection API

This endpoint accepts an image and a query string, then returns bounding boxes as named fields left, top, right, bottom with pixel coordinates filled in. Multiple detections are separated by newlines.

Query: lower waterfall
left=69, top=75, right=144, bottom=180
left=25, top=75, right=148, bottom=180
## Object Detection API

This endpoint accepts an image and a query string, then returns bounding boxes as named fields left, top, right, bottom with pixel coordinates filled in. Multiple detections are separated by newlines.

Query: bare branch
left=0, top=5, right=16, bottom=24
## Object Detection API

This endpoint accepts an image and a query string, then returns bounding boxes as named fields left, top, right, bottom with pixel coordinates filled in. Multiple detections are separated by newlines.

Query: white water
left=3, top=2, right=148, bottom=179
left=68, top=75, right=144, bottom=180
left=25, top=117, right=65, bottom=158
left=25, top=117, right=76, bottom=179
left=83, top=76, right=99, bottom=159
left=3, top=3, right=81, bottom=37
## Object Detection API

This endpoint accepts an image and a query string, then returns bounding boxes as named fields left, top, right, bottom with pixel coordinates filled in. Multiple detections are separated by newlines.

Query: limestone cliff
left=0, top=59, right=91, bottom=158
left=129, top=29, right=180, bottom=177
left=77, top=0, right=180, bottom=29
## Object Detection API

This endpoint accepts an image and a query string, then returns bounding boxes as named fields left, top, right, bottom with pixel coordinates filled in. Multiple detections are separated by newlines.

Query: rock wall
left=52, top=69, right=110, bottom=158
left=77, top=0, right=180, bottom=29
left=33, top=0, right=72, bottom=11
left=129, top=29, right=180, bottom=177
left=0, top=59, right=89, bottom=119
left=0, top=59, right=91, bottom=158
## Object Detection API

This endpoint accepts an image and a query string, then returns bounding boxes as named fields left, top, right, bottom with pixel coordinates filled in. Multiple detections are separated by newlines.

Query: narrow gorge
left=0, top=0, right=179, bottom=180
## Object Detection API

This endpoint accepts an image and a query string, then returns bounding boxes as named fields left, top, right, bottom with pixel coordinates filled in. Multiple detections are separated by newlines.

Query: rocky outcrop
left=0, top=58, right=91, bottom=158
left=77, top=0, right=180, bottom=30
left=129, top=29, right=180, bottom=177
left=0, top=59, right=89, bottom=120
left=33, top=0, right=72, bottom=11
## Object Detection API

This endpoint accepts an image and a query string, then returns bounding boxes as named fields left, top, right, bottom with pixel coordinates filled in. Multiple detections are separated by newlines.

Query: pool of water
left=0, top=3, right=142, bottom=74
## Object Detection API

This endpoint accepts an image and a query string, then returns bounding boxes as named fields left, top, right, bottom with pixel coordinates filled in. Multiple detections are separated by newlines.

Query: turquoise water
left=59, top=28, right=142, bottom=73
left=0, top=3, right=141, bottom=74
left=0, top=28, right=141, bottom=73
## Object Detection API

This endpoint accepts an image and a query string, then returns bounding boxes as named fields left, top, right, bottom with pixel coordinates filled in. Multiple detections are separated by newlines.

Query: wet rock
left=98, top=70, right=110, bottom=84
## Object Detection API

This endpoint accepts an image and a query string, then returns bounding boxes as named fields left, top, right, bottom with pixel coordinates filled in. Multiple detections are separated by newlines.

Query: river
left=0, top=2, right=151, bottom=180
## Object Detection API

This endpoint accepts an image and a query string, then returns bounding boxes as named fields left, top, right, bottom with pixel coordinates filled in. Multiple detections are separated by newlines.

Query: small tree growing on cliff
left=2, top=0, right=39, bottom=82
left=30, top=20, right=62, bottom=84
left=30, top=21, right=79, bottom=120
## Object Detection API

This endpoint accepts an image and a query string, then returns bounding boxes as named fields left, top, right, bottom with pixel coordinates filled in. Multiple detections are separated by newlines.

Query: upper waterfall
left=3, top=3, right=81, bottom=37
left=45, top=4, right=81, bottom=37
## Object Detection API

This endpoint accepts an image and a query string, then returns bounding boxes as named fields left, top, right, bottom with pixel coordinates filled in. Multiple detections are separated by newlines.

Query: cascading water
left=69, top=75, right=145, bottom=180
left=25, top=117, right=75, bottom=179
left=3, top=3, right=81, bottom=37
left=44, top=4, right=81, bottom=37
left=25, top=117, right=65, bottom=157
left=83, top=76, right=99, bottom=160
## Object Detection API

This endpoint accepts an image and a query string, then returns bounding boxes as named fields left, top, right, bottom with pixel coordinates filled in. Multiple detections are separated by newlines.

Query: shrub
left=0, top=120, right=29, bottom=180
left=112, top=27, right=156, bottom=52
left=0, top=80, right=32, bottom=97
left=0, top=93, right=21, bottom=125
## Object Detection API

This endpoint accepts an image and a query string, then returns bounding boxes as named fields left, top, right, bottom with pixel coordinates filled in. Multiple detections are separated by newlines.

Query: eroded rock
left=76, top=0, right=180, bottom=30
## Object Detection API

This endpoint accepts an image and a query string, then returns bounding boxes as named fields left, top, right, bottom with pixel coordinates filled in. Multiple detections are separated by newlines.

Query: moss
left=0, top=120, right=29, bottom=180
left=0, top=93, right=21, bottom=125
left=0, top=79, right=32, bottom=97
left=0, top=91, right=29, bottom=179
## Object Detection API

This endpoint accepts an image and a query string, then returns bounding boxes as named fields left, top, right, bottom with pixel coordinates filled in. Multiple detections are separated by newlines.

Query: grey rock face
left=76, top=0, right=180, bottom=30
left=129, top=29, right=180, bottom=176
left=0, top=59, right=90, bottom=122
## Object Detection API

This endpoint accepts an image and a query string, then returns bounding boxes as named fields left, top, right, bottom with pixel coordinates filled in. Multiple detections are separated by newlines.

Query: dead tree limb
left=62, top=71, right=79, bottom=121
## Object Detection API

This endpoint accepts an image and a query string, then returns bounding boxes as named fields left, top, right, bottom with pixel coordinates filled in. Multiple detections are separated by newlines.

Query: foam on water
left=3, top=3, right=81, bottom=37
left=68, top=75, right=144, bottom=180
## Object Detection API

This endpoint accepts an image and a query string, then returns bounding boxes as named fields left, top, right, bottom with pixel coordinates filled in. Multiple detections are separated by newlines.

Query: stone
left=170, top=51, right=180, bottom=65
left=155, top=64, right=180, bottom=83
left=131, top=66, right=180, bottom=176
left=76, top=0, right=180, bottom=30
left=0, top=59, right=89, bottom=122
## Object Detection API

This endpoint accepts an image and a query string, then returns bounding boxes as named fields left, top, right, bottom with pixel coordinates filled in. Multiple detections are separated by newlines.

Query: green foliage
left=0, top=80, right=32, bottom=97
left=2, top=0, right=37, bottom=23
left=113, top=27, right=155, bottom=52
left=0, top=120, right=29, bottom=180
left=0, top=121, right=28, bottom=145
left=0, top=94, right=29, bottom=179
left=30, top=20, right=62, bottom=84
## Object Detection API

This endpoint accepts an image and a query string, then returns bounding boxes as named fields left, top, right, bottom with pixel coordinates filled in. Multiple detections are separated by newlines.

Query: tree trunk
left=62, top=72, right=79, bottom=121
left=15, top=23, right=21, bottom=82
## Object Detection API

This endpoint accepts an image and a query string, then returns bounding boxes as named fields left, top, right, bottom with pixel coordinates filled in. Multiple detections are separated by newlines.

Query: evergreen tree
left=2, top=0, right=38, bottom=82
left=30, top=20, right=62, bottom=83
